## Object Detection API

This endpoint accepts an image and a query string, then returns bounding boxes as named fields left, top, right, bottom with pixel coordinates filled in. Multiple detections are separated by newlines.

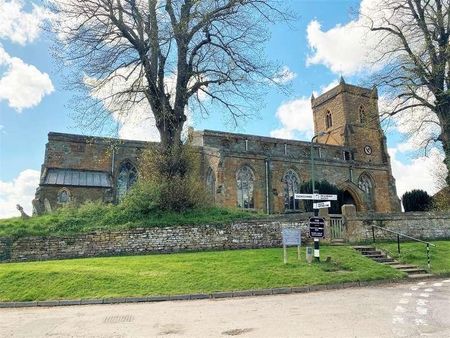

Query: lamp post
left=310, top=131, right=328, bottom=196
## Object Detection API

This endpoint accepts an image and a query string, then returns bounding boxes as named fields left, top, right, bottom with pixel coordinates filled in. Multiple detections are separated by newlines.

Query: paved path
left=1, top=279, right=449, bottom=338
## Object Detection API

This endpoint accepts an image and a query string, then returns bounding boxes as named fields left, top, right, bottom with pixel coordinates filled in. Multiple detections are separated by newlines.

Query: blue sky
left=0, top=0, right=445, bottom=217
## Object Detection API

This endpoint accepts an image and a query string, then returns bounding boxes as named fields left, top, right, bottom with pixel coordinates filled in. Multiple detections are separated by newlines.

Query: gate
left=329, top=214, right=344, bottom=239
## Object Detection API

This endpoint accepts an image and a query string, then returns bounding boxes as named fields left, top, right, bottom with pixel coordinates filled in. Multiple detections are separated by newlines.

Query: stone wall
left=0, top=217, right=310, bottom=263
left=344, top=210, right=450, bottom=242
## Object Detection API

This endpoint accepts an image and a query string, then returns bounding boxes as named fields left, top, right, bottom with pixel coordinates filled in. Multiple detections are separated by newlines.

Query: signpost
left=313, top=201, right=331, bottom=209
left=309, top=217, right=325, bottom=262
left=281, top=228, right=301, bottom=264
left=294, top=193, right=337, bottom=201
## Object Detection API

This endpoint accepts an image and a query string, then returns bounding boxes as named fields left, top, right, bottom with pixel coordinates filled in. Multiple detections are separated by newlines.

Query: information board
left=282, top=228, right=301, bottom=246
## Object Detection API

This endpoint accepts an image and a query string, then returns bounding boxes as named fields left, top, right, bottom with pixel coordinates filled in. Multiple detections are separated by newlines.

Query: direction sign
left=313, top=201, right=331, bottom=209
left=309, top=217, right=325, bottom=238
left=294, top=193, right=337, bottom=201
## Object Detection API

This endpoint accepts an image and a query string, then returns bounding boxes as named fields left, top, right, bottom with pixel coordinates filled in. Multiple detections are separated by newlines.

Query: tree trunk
left=155, top=110, right=187, bottom=179
left=436, top=96, right=450, bottom=186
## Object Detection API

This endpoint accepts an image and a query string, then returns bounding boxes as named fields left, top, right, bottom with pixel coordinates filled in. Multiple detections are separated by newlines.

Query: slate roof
left=43, top=168, right=112, bottom=188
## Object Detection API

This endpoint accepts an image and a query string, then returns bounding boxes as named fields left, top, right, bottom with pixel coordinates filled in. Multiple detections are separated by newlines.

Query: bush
left=402, top=189, right=432, bottom=211
left=133, top=144, right=210, bottom=212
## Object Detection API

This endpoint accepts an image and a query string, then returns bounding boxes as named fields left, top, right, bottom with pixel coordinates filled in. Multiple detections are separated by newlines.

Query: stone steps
left=353, top=246, right=432, bottom=279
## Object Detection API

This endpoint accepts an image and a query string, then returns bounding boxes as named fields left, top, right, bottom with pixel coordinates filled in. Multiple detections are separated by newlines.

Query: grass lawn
left=0, top=246, right=404, bottom=302
left=376, top=240, right=450, bottom=275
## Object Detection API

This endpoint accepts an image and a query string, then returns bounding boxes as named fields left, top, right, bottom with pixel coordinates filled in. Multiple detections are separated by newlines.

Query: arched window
left=236, top=166, right=254, bottom=209
left=206, top=167, right=216, bottom=201
left=359, top=105, right=366, bottom=124
left=117, top=161, right=138, bottom=201
left=284, top=170, right=300, bottom=211
left=358, top=173, right=374, bottom=209
left=57, top=188, right=71, bottom=204
left=325, top=111, right=333, bottom=129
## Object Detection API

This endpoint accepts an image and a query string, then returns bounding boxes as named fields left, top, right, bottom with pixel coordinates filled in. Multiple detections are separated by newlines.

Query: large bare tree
left=364, top=0, right=450, bottom=185
left=50, top=0, right=288, bottom=173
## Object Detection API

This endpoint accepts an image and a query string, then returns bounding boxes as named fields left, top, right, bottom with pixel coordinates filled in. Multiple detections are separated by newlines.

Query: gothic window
left=283, top=170, right=300, bottom=211
left=117, top=161, right=138, bottom=201
left=236, top=166, right=254, bottom=209
left=57, top=188, right=71, bottom=204
left=358, top=173, right=374, bottom=209
left=206, top=167, right=216, bottom=201
left=325, top=111, right=333, bottom=129
left=359, top=105, right=366, bottom=124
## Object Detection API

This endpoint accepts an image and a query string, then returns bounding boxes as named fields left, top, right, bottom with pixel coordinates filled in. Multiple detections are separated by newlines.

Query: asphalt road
left=1, top=278, right=449, bottom=338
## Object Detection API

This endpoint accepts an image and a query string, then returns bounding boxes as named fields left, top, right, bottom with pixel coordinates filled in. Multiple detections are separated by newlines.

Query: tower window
left=57, top=188, right=71, bottom=204
left=206, top=167, right=216, bottom=201
left=358, top=173, right=374, bottom=210
left=325, top=111, right=333, bottom=129
left=359, top=105, right=366, bottom=124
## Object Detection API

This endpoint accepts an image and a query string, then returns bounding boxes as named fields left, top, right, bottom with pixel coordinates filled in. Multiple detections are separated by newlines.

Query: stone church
left=33, top=80, right=401, bottom=215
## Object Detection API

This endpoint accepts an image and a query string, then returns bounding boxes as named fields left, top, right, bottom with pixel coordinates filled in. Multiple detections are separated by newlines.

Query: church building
left=32, top=80, right=401, bottom=215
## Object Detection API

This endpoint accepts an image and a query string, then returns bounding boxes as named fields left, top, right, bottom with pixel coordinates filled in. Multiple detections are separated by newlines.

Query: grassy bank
left=0, top=204, right=259, bottom=239
left=0, top=246, right=404, bottom=302
left=377, top=240, right=450, bottom=275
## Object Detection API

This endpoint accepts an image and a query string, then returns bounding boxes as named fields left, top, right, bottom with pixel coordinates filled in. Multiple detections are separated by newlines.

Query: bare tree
left=50, top=0, right=288, bottom=175
left=364, top=0, right=450, bottom=184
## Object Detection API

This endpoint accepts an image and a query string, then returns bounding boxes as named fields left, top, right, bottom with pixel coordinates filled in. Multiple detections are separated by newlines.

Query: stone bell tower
left=311, top=77, right=389, bottom=165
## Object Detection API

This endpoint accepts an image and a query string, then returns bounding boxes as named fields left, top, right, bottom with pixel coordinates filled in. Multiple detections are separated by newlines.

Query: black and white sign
left=294, top=193, right=338, bottom=201
left=313, top=201, right=331, bottom=209
left=309, top=217, right=325, bottom=238
left=282, top=228, right=301, bottom=246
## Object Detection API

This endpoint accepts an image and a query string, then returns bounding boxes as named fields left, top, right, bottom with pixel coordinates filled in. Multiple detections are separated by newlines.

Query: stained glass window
left=284, top=170, right=300, bottom=211
left=117, top=161, right=137, bottom=201
left=236, top=166, right=254, bottom=209
left=358, top=173, right=374, bottom=209
left=57, top=188, right=71, bottom=204
left=206, top=167, right=215, bottom=201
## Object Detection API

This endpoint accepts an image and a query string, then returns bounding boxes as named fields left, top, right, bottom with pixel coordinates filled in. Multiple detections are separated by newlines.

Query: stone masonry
left=34, top=80, right=401, bottom=214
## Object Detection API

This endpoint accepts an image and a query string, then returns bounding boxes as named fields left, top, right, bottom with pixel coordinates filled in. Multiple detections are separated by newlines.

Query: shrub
left=133, top=144, right=210, bottom=212
left=298, top=180, right=345, bottom=214
left=402, top=189, right=432, bottom=211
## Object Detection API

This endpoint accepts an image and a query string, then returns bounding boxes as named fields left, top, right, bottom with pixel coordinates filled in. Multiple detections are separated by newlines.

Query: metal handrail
left=371, top=224, right=435, bottom=269
left=371, top=224, right=436, bottom=246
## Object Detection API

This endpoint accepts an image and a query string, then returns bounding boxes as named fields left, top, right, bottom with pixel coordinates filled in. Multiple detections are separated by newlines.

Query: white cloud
left=272, top=66, right=297, bottom=85
left=270, top=80, right=339, bottom=140
left=270, top=97, right=314, bottom=141
left=0, top=45, right=54, bottom=111
left=306, top=0, right=393, bottom=76
left=0, top=0, right=52, bottom=45
left=389, top=147, right=446, bottom=198
left=0, top=169, right=40, bottom=219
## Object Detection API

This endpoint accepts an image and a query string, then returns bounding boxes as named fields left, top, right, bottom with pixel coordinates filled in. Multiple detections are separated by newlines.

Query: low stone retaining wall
left=0, top=218, right=309, bottom=263
left=345, top=211, right=450, bottom=242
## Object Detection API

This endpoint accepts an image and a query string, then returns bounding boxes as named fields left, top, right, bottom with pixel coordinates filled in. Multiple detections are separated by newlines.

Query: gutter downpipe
left=265, top=159, right=270, bottom=214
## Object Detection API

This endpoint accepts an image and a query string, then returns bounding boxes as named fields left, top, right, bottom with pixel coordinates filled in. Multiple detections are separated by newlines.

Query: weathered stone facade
left=34, top=81, right=401, bottom=214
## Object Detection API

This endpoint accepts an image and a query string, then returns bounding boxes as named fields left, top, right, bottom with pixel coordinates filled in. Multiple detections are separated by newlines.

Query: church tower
left=310, top=78, right=401, bottom=212
left=311, top=77, right=388, bottom=165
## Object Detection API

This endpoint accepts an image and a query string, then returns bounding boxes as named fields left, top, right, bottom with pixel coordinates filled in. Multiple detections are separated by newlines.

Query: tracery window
left=236, top=166, right=254, bottom=209
left=284, top=170, right=300, bottom=211
left=325, top=111, right=333, bottom=129
left=57, top=188, right=71, bottom=204
left=117, top=161, right=138, bottom=201
left=358, top=173, right=374, bottom=209
left=206, top=167, right=216, bottom=201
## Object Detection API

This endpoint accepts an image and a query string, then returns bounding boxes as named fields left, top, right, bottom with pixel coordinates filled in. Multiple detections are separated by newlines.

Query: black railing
left=371, top=224, right=436, bottom=269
